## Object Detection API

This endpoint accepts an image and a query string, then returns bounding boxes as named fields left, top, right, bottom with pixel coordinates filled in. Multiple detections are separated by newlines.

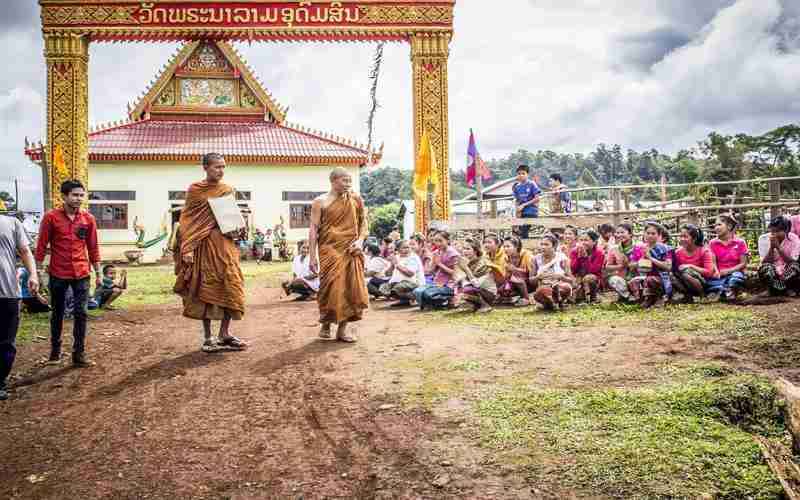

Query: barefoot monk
left=308, top=168, right=370, bottom=342
left=174, top=153, right=247, bottom=351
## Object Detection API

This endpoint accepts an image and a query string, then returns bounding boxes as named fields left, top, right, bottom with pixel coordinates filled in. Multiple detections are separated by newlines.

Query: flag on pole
left=53, top=144, right=69, bottom=181
left=466, top=129, right=490, bottom=187
left=412, top=129, right=439, bottom=199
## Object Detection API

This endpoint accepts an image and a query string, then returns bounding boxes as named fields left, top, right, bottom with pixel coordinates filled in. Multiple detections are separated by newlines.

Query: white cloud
left=2, top=0, right=800, bottom=211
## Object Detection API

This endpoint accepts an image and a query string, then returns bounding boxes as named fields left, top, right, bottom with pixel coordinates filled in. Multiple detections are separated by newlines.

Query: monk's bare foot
left=336, top=324, right=357, bottom=343
left=319, top=324, right=333, bottom=339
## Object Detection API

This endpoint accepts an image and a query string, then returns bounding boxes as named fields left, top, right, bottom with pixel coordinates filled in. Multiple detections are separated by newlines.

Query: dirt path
left=2, top=289, right=797, bottom=499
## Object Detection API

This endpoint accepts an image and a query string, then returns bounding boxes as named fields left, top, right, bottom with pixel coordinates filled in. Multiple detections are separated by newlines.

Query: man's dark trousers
left=0, top=298, right=21, bottom=389
left=49, top=276, right=90, bottom=357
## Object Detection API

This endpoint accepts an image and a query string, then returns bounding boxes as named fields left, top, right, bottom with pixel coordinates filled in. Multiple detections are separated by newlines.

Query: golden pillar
left=44, top=34, right=90, bottom=209
left=411, top=33, right=451, bottom=232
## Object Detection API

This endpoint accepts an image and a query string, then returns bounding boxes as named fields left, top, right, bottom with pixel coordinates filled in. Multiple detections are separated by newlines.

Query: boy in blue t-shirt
left=512, top=164, right=541, bottom=239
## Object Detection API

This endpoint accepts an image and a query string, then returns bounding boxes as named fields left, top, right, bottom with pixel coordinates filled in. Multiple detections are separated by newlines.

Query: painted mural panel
left=179, top=78, right=235, bottom=107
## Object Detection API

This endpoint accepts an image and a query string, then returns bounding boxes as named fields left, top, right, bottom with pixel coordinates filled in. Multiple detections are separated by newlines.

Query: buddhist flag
left=53, top=144, right=69, bottom=180
left=413, top=129, right=439, bottom=199
left=466, top=129, right=490, bottom=187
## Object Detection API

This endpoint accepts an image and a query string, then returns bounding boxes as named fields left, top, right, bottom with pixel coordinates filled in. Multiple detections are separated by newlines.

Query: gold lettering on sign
left=132, top=1, right=366, bottom=26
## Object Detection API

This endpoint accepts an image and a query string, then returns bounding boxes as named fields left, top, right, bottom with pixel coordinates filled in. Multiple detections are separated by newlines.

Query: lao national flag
left=466, top=129, right=490, bottom=187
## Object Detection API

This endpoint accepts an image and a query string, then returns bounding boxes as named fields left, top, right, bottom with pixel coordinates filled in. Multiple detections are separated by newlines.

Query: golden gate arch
left=38, top=0, right=455, bottom=227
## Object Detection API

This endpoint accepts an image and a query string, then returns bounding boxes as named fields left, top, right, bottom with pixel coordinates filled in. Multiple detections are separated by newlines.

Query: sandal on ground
left=218, top=336, right=247, bottom=349
left=336, top=328, right=357, bottom=343
left=201, top=339, right=217, bottom=353
left=514, top=299, right=530, bottom=307
left=319, top=326, right=333, bottom=339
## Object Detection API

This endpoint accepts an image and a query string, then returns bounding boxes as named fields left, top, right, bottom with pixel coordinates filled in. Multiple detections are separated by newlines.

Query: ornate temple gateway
left=29, top=0, right=457, bottom=235
left=26, top=39, right=381, bottom=262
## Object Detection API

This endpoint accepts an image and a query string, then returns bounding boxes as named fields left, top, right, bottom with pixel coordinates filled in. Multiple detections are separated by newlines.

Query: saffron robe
left=317, top=193, right=369, bottom=324
left=173, top=181, right=245, bottom=320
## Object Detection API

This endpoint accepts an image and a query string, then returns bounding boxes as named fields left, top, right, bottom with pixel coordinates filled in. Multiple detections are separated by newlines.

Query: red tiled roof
left=26, top=118, right=379, bottom=166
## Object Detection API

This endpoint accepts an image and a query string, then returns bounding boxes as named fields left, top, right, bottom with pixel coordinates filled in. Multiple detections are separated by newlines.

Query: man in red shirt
left=36, top=180, right=101, bottom=367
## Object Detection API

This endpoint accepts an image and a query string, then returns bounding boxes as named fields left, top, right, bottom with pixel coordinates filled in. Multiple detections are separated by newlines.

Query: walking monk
left=309, top=168, right=370, bottom=342
left=174, top=153, right=247, bottom=352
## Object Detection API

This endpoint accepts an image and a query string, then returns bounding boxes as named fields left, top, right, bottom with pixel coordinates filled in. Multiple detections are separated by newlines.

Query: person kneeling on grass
left=94, top=264, right=127, bottom=310
left=364, top=243, right=391, bottom=299
left=282, top=240, right=319, bottom=301
left=629, top=222, right=673, bottom=309
left=758, top=215, right=800, bottom=296
left=707, top=215, right=749, bottom=302
left=672, top=224, right=714, bottom=304
left=532, top=234, right=574, bottom=311
left=570, top=230, right=605, bottom=303
left=499, top=236, right=534, bottom=306
left=380, top=240, right=425, bottom=306
left=415, top=231, right=460, bottom=311
left=456, top=238, right=497, bottom=314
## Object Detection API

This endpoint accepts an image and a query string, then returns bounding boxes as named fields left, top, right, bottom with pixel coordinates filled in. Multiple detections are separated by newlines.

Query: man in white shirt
left=1, top=215, right=39, bottom=400
left=282, top=240, right=319, bottom=300
left=364, top=242, right=390, bottom=298
left=383, top=240, right=424, bottom=306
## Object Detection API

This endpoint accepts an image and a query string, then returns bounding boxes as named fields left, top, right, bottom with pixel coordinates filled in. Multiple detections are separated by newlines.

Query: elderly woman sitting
left=758, top=215, right=800, bottom=296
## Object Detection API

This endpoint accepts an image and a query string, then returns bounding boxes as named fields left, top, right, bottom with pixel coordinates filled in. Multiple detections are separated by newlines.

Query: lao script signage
left=41, top=1, right=455, bottom=30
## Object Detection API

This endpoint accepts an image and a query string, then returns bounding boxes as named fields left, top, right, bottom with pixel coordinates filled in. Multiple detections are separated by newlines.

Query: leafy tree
left=369, top=202, right=402, bottom=239
left=359, top=167, right=412, bottom=207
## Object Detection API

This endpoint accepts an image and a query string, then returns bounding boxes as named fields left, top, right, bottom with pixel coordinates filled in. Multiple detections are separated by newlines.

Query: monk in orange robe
left=309, top=168, right=369, bottom=342
left=174, top=153, right=247, bottom=351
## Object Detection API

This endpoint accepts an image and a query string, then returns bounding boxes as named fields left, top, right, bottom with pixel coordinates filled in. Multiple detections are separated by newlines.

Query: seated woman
left=559, top=225, right=579, bottom=255
left=707, top=215, right=749, bottom=301
left=629, top=222, right=673, bottom=308
left=416, top=231, right=461, bottom=310
left=672, top=224, right=714, bottom=303
left=758, top=215, right=800, bottom=296
left=606, top=223, right=637, bottom=303
left=457, top=238, right=497, bottom=313
left=597, top=223, right=616, bottom=255
left=382, top=240, right=425, bottom=306
left=532, top=234, right=574, bottom=311
left=499, top=236, right=534, bottom=306
left=282, top=240, right=319, bottom=300
left=570, top=229, right=605, bottom=303
left=364, top=243, right=391, bottom=298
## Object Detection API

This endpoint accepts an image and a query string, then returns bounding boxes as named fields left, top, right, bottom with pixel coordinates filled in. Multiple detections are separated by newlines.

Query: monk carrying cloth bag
left=208, top=193, right=246, bottom=235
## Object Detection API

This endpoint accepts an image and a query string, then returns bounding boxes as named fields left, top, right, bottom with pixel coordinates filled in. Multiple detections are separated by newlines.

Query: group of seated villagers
left=282, top=213, right=800, bottom=312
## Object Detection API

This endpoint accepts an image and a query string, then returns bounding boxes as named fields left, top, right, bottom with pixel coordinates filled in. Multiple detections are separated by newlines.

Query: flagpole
left=476, top=166, right=483, bottom=220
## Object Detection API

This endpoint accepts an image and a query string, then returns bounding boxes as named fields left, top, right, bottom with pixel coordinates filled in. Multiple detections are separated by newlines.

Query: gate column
left=411, top=33, right=451, bottom=231
left=44, top=34, right=89, bottom=209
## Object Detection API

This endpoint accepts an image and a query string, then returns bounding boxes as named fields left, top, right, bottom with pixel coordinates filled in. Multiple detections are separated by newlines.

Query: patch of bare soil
left=3, top=289, right=797, bottom=499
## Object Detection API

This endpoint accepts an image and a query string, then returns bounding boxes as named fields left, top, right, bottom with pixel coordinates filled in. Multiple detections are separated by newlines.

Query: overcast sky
left=3, top=0, right=800, bottom=211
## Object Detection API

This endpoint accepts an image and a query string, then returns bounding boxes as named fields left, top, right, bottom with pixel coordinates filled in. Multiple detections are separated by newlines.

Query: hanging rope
left=366, top=42, right=385, bottom=156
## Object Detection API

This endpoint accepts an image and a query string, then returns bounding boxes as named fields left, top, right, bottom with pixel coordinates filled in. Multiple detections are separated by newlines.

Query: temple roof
left=26, top=116, right=380, bottom=165
left=25, top=39, right=381, bottom=166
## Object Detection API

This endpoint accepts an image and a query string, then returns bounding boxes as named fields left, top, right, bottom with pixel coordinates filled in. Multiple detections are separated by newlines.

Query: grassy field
left=17, top=261, right=291, bottom=343
left=476, top=366, right=785, bottom=499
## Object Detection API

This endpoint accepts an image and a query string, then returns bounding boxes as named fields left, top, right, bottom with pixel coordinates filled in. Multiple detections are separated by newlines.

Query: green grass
left=388, top=355, right=476, bottom=408
left=477, top=370, right=786, bottom=499
left=115, top=261, right=291, bottom=308
left=434, top=302, right=767, bottom=338
left=16, top=261, right=292, bottom=343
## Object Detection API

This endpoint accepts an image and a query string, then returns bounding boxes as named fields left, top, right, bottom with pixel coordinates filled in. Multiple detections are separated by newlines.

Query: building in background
left=26, top=40, right=380, bottom=263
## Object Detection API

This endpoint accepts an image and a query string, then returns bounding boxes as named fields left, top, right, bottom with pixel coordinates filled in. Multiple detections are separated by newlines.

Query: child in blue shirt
left=512, top=165, right=541, bottom=239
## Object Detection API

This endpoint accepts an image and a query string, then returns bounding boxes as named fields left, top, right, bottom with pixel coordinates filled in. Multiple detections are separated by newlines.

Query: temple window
left=89, top=203, right=129, bottom=230
left=282, top=191, right=325, bottom=202
left=289, top=204, right=313, bottom=229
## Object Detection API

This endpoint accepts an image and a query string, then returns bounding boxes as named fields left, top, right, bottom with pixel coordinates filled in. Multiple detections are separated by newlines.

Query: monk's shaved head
left=329, top=167, right=350, bottom=182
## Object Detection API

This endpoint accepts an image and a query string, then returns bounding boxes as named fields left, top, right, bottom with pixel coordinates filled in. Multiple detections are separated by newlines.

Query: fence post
left=611, top=188, right=621, bottom=226
left=490, top=200, right=498, bottom=219
left=769, top=180, right=782, bottom=220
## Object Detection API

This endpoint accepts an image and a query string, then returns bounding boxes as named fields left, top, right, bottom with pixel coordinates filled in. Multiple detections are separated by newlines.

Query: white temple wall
left=89, top=162, right=361, bottom=263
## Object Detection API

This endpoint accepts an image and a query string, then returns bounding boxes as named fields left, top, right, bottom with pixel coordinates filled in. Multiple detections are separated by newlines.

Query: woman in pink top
left=707, top=215, right=748, bottom=301
left=759, top=216, right=800, bottom=296
left=672, top=224, right=714, bottom=303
